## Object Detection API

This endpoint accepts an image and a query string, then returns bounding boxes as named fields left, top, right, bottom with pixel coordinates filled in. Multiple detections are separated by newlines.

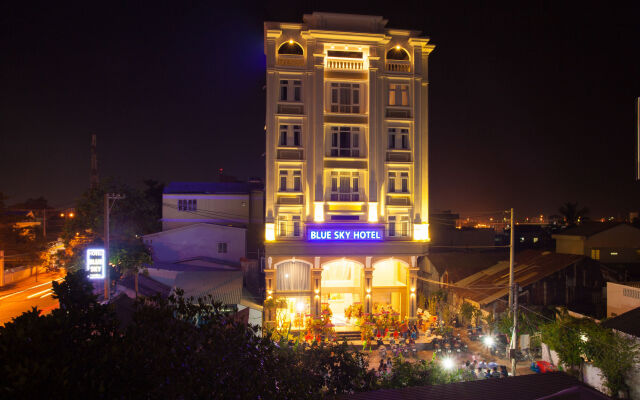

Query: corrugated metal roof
left=452, top=250, right=584, bottom=305
left=427, top=251, right=509, bottom=283
left=601, top=306, right=640, bottom=337
left=174, top=270, right=243, bottom=305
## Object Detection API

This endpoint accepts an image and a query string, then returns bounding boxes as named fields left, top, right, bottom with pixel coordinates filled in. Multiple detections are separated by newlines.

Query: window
left=388, top=172, right=409, bottom=193
left=217, top=242, right=228, bottom=254
left=280, top=80, right=302, bottom=102
left=279, top=124, right=301, bottom=147
left=330, top=83, right=360, bottom=113
left=388, top=215, right=410, bottom=237
left=388, top=128, right=409, bottom=149
left=178, top=199, right=197, bottom=211
left=279, top=169, right=302, bottom=192
left=278, top=41, right=303, bottom=55
left=591, top=249, right=600, bottom=260
left=330, top=172, right=359, bottom=201
left=278, top=215, right=301, bottom=237
left=389, top=84, right=409, bottom=106
left=386, top=47, right=409, bottom=60
left=330, top=126, right=360, bottom=157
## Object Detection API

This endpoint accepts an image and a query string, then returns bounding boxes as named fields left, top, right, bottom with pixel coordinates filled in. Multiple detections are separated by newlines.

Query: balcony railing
left=386, top=61, right=411, bottom=73
left=326, top=58, right=365, bottom=71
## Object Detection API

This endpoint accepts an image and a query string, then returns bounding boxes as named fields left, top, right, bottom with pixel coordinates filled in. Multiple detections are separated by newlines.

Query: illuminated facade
left=263, top=13, right=434, bottom=330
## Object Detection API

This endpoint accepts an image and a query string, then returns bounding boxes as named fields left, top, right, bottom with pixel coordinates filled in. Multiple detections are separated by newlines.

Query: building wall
left=587, top=225, right=640, bottom=263
left=607, top=282, right=640, bottom=317
left=144, top=223, right=246, bottom=264
left=162, top=194, right=251, bottom=230
left=555, top=235, right=585, bottom=255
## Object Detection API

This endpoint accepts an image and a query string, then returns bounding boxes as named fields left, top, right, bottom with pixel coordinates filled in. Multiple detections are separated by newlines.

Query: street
left=0, top=270, right=66, bottom=326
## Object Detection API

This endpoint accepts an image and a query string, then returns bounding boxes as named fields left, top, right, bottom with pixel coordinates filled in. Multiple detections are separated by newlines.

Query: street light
left=441, top=357, right=455, bottom=371
left=483, top=336, right=495, bottom=347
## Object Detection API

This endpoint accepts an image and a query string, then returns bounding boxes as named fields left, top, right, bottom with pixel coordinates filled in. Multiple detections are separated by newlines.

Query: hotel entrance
left=321, top=259, right=363, bottom=330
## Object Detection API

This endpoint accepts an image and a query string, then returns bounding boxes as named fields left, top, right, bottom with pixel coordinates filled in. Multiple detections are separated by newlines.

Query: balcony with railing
left=386, top=60, right=411, bottom=73
left=325, top=58, right=366, bottom=71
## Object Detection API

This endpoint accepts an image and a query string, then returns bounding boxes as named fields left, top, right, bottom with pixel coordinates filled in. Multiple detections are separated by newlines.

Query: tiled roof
left=453, top=250, right=585, bottom=305
left=601, top=306, right=640, bottom=337
left=164, top=182, right=261, bottom=194
left=119, top=274, right=172, bottom=298
left=553, top=222, right=623, bottom=238
left=427, top=251, right=508, bottom=283
left=344, top=372, right=609, bottom=400
left=174, top=270, right=243, bottom=305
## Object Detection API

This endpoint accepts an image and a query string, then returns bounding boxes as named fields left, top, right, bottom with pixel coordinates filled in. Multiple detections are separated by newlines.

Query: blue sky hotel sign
left=306, top=225, right=384, bottom=241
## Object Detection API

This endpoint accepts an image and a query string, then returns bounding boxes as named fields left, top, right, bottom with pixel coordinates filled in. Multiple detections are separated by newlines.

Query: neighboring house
left=553, top=222, right=640, bottom=264
left=606, top=281, right=640, bottom=317
left=346, top=371, right=609, bottom=400
left=600, top=307, right=640, bottom=399
left=161, top=181, right=264, bottom=258
left=143, top=223, right=246, bottom=265
left=449, top=250, right=606, bottom=315
left=495, top=224, right=554, bottom=251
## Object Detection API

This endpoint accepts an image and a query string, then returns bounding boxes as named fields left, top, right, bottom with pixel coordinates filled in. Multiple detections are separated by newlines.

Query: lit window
left=217, top=242, right=228, bottom=253
left=278, top=215, right=302, bottom=237
left=279, top=124, right=302, bottom=147
left=330, top=82, right=360, bottom=113
left=388, top=171, right=409, bottom=193
left=329, top=126, right=360, bottom=157
left=533, top=237, right=539, bottom=243
left=388, top=128, right=409, bottom=149
left=280, top=80, right=302, bottom=102
left=591, top=249, right=600, bottom=260
left=386, top=47, right=409, bottom=60
left=388, top=215, right=410, bottom=237
left=330, top=171, right=359, bottom=201
left=389, top=84, right=409, bottom=106
left=178, top=199, right=197, bottom=211
left=610, top=252, right=618, bottom=256
left=279, top=169, right=302, bottom=192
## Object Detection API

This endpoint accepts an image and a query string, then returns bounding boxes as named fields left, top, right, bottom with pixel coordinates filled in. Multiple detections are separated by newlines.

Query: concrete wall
left=1, top=265, right=48, bottom=286
left=607, top=282, right=640, bottom=317
left=144, top=223, right=246, bottom=263
left=162, top=194, right=252, bottom=230
left=555, top=235, right=585, bottom=255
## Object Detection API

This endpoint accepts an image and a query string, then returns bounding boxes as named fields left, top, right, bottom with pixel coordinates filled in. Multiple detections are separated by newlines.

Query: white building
left=263, top=13, right=433, bottom=330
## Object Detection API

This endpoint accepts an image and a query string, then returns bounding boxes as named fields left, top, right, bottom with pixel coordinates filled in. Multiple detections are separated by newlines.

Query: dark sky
left=2, top=0, right=639, bottom=219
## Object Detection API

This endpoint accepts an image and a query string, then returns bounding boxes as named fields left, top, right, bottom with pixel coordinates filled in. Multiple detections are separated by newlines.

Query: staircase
left=336, top=331, right=361, bottom=342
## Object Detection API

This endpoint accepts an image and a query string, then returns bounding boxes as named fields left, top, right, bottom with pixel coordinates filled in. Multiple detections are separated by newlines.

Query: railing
left=277, top=148, right=304, bottom=160
left=386, top=61, right=411, bottom=73
left=326, top=58, right=365, bottom=71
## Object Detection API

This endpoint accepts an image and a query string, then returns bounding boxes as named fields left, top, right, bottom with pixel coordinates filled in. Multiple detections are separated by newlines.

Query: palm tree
left=558, top=202, right=589, bottom=227
left=112, top=238, right=151, bottom=297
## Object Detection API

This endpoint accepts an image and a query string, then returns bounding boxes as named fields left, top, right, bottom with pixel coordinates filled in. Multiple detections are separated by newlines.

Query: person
left=477, top=368, right=484, bottom=379
left=500, top=365, right=508, bottom=378
left=491, top=367, right=501, bottom=378
left=484, top=369, right=492, bottom=379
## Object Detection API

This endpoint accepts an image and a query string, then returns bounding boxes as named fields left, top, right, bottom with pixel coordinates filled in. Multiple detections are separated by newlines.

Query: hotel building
left=263, top=13, right=434, bottom=330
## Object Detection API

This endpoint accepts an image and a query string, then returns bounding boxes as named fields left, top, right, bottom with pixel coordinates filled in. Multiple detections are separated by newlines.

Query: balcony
left=277, top=104, right=304, bottom=115
left=326, top=58, right=365, bottom=71
left=386, top=108, right=411, bottom=119
left=386, top=60, right=411, bottom=73
left=277, top=194, right=303, bottom=205
left=277, top=55, right=305, bottom=68
left=386, top=152, right=411, bottom=162
left=277, top=148, right=304, bottom=160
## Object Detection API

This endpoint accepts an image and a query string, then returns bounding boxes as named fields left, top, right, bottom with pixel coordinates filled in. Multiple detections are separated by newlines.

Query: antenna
left=90, top=134, right=99, bottom=188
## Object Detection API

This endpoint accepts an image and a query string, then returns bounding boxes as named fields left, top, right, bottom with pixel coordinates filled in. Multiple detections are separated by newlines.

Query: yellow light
left=289, top=39, right=293, bottom=44
left=395, top=45, right=400, bottom=50
left=315, top=294, right=319, bottom=298
left=315, top=289, right=319, bottom=294
left=265, top=223, right=275, bottom=241
left=366, top=294, right=371, bottom=298
left=267, top=290, right=273, bottom=295
left=410, top=287, right=415, bottom=292
left=60, top=213, right=65, bottom=217
left=68, top=212, right=74, bottom=218
left=413, top=223, right=429, bottom=241
left=366, top=288, right=371, bottom=294
left=314, top=202, right=324, bottom=222
left=368, top=202, right=378, bottom=223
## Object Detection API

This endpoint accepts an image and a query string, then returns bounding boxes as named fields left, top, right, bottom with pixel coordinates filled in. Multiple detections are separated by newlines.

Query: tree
left=558, top=202, right=589, bottom=227
left=111, top=237, right=152, bottom=297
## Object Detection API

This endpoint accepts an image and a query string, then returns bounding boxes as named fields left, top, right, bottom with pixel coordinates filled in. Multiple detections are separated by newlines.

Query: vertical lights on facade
left=265, top=223, right=275, bottom=241
left=413, top=223, right=429, bottom=241
left=314, top=202, right=324, bottom=222
left=368, top=202, right=378, bottom=223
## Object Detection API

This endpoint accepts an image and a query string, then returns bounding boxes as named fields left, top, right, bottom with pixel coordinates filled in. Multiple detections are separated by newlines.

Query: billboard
left=86, top=248, right=105, bottom=280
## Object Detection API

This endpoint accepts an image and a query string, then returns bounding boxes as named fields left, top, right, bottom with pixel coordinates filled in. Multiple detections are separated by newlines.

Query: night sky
left=2, top=1, right=639, bottom=219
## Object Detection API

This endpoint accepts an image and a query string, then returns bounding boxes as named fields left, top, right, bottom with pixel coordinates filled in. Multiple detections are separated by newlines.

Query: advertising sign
left=86, top=248, right=105, bottom=280
left=306, top=225, right=384, bottom=241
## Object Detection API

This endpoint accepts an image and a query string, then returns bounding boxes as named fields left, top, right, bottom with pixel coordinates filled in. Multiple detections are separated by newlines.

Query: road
left=0, top=270, right=66, bottom=326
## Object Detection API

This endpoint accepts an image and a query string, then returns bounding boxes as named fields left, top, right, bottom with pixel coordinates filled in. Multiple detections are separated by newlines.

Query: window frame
left=388, top=83, right=409, bottom=106
left=387, top=171, right=409, bottom=194
left=278, top=124, right=302, bottom=147
left=178, top=199, right=197, bottom=211
left=217, top=242, right=228, bottom=254
left=278, top=169, right=302, bottom=192
left=330, top=171, right=360, bottom=202
left=329, top=126, right=361, bottom=157
left=388, top=128, right=410, bottom=150
left=279, top=79, right=302, bottom=103
left=278, top=214, right=302, bottom=238
left=329, top=82, right=361, bottom=113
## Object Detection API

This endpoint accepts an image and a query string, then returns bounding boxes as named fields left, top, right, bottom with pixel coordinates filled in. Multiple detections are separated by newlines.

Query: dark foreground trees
left=0, top=271, right=469, bottom=399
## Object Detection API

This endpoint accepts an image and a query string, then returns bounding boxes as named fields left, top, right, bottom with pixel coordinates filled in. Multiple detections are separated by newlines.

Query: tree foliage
left=558, top=202, right=589, bottom=227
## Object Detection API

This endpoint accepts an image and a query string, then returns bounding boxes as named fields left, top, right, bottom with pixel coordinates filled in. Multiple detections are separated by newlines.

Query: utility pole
left=104, top=193, right=125, bottom=300
left=508, top=208, right=515, bottom=313
left=42, top=209, right=46, bottom=240
left=90, top=134, right=99, bottom=189
left=511, top=282, right=519, bottom=376
left=0, top=250, right=4, bottom=287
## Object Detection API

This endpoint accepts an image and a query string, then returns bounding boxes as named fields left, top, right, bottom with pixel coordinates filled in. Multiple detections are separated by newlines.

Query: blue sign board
left=307, top=225, right=384, bottom=241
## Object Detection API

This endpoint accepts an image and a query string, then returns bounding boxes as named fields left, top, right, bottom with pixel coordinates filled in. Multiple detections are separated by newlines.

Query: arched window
left=372, top=259, right=408, bottom=287
left=321, top=260, right=362, bottom=288
left=276, top=261, right=310, bottom=291
left=278, top=41, right=304, bottom=55
left=386, top=47, right=409, bottom=61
